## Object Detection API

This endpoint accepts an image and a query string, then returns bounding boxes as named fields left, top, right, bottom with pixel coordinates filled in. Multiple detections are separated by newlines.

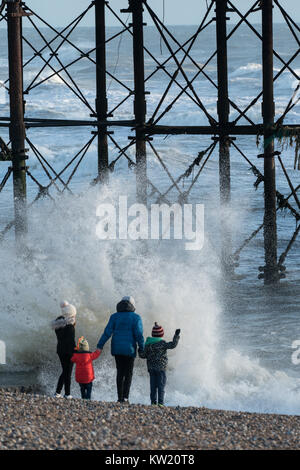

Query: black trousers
left=114, top=355, right=135, bottom=401
left=56, top=353, right=73, bottom=396
left=79, top=382, right=93, bottom=400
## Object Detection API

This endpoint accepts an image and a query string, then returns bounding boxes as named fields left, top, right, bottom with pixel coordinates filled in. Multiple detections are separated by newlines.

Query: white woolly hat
left=61, top=302, right=77, bottom=319
left=122, top=296, right=135, bottom=309
left=60, top=300, right=69, bottom=309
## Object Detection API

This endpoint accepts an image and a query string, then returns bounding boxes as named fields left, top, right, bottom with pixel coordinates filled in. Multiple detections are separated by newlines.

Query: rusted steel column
left=131, top=0, right=147, bottom=204
left=95, top=0, right=109, bottom=183
left=215, top=0, right=232, bottom=274
left=7, top=0, right=27, bottom=241
left=262, top=0, right=278, bottom=284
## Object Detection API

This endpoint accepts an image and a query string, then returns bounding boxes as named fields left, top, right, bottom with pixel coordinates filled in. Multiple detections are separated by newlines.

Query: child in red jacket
left=71, top=336, right=101, bottom=400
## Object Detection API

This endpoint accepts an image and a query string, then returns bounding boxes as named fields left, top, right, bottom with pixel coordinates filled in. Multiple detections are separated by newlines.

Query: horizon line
left=0, top=21, right=299, bottom=29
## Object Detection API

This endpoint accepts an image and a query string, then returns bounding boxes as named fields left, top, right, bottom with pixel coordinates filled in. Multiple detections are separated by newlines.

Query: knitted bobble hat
left=152, top=322, right=164, bottom=338
left=61, top=302, right=77, bottom=319
left=78, top=337, right=89, bottom=352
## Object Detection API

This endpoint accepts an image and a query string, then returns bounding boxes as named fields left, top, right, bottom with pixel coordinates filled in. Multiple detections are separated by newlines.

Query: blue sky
left=18, top=0, right=300, bottom=27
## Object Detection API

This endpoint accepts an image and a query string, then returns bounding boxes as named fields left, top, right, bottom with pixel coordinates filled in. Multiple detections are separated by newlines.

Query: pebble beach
left=0, top=389, right=299, bottom=450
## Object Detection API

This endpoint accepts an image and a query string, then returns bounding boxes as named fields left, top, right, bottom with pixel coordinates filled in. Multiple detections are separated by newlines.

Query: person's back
left=109, top=310, right=143, bottom=357
left=97, top=297, right=144, bottom=357
left=71, top=347, right=100, bottom=384
left=141, top=337, right=175, bottom=372
left=54, top=318, right=76, bottom=356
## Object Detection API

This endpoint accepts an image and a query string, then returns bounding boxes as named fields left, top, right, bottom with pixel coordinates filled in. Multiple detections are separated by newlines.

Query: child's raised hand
left=175, top=329, right=181, bottom=336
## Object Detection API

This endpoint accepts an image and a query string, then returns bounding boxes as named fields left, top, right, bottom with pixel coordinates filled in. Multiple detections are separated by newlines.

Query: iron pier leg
left=131, top=0, right=147, bottom=204
left=215, top=0, right=232, bottom=275
left=95, top=0, right=109, bottom=183
left=7, top=0, right=27, bottom=243
left=262, top=0, right=278, bottom=284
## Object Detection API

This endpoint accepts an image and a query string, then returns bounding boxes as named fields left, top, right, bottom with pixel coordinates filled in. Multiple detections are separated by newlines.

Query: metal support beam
left=262, top=0, right=279, bottom=284
left=7, top=0, right=27, bottom=242
left=95, top=0, right=109, bottom=183
left=215, top=0, right=232, bottom=274
left=131, top=0, right=147, bottom=204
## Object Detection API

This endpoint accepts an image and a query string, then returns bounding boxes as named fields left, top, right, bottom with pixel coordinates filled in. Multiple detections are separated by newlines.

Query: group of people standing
left=51, top=296, right=180, bottom=406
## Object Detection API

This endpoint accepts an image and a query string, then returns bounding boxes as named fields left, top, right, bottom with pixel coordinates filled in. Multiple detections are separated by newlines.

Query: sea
left=0, top=14, right=300, bottom=414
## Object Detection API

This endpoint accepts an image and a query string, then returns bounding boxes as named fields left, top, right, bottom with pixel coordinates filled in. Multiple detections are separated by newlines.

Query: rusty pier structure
left=0, top=0, right=299, bottom=283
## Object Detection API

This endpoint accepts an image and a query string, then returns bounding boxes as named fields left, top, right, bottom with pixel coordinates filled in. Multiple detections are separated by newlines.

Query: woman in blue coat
left=97, top=296, right=144, bottom=403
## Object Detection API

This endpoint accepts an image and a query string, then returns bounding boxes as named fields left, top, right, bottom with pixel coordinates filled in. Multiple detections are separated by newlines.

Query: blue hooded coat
left=97, top=299, right=144, bottom=357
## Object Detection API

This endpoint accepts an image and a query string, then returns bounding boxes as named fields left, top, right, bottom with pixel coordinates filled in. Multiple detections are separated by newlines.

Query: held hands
left=175, top=329, right=181, bottom=336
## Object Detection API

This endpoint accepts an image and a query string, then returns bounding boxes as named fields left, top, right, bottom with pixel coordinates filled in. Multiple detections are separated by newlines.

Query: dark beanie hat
left=152, top=322, right=164, bottom=337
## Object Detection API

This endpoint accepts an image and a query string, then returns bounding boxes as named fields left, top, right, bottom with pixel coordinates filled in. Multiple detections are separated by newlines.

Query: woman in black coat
left=51, top=301, right=76, bottom=399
